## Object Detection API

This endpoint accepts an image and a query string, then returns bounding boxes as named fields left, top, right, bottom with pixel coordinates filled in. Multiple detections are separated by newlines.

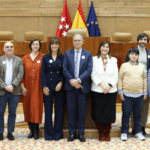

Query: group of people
left=0, top=33, right=149, bottom=142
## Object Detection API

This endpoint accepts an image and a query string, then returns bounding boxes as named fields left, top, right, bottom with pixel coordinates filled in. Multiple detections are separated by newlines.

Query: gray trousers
left=131, top=96, right=149, bottom=128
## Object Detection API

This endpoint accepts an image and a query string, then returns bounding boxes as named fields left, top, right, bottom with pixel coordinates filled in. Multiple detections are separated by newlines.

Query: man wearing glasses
left=63, top=33, right=93, bottom=142
left=0, top=42, right=24, bottom=141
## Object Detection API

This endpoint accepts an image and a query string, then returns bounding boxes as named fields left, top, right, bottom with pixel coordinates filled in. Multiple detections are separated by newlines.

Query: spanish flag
left=71, top=0, right=89, bottom=36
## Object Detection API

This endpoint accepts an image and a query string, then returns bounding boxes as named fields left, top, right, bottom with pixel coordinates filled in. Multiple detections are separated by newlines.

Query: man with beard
left=125, top=33, right=150, bottom=135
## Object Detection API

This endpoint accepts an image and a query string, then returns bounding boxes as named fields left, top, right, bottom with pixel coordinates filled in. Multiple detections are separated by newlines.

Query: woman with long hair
left=91, top=40, right=118, bottom=141
left=41, top=37, right=64, bottom=141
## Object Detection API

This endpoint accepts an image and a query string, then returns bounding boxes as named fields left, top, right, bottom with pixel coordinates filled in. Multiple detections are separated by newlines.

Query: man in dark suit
left=63, top=33, right=93, bottom=142
left=125, top=33, right=150, bottom=135
left=0, top=42, right=24, bottom=141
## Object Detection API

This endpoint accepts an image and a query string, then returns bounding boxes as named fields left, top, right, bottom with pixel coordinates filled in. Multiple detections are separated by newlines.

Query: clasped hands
left=5, top=85, right=14, bottom=93
left=99, top=83, right=111, bottom=94
left=70, top=79, right=82, bottom=89
left=43, top=81, right=63, bottom=96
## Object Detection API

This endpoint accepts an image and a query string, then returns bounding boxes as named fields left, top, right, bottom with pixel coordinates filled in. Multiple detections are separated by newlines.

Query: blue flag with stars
left=86, top=1, right=101, bottom=37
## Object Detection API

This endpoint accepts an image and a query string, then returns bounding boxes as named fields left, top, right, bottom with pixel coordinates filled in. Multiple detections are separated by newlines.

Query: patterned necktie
left=74, top=51, right=79, bottom=79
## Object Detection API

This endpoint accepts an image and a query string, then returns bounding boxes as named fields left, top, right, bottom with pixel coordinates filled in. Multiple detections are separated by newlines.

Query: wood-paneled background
left=0, top=0, right=150, bottom=42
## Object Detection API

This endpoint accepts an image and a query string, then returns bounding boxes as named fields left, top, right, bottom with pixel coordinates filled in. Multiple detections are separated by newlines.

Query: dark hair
left=46, top=37, right=63, bottom=57
left=128, top=47, right=139, bottom=55
left=137, top=33, right=149, bottom=43
left=97, top=40, right=111, bottom=58
left=29, top=39, right=42, bottom=51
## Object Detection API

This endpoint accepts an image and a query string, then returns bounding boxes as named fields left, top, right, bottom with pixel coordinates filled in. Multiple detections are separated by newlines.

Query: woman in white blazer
left=91, top=40, right=118, bottom=141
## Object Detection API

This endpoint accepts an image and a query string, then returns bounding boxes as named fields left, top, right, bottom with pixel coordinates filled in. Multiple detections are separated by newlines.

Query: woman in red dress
left=21, top=39, right=44, bottom=140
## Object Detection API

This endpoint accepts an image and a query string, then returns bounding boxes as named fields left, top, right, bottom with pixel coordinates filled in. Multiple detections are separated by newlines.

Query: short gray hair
left=73, top=33, right=84, bottom=41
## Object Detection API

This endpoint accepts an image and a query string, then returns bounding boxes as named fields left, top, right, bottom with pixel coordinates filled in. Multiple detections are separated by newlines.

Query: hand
left=120, top=94, right=125, bottom=101
left=74, top=84, right=82, bottom=89
left=103, top=89, right=109, bottom=94
left=55, top=82, right=63, bottom=92
left=5, top=85, right=14, bottom=93
left=99, top=83, right=111, bottom=93
left=21, top=86, right=28, bottom=96
left=43, top=87, right=50, bottom=96
left=70, top=79, right=79, bottom=87
left=144, top=95, right=147, bottom=100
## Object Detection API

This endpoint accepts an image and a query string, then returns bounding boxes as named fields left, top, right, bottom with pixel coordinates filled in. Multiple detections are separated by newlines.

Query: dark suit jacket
left=63, top=49, right=93, bottom=94
left=41, top=55, right=64, bottom=91
left=0, top=55, right=24, bottom=96
left=125, top=47, right=150, bottom=71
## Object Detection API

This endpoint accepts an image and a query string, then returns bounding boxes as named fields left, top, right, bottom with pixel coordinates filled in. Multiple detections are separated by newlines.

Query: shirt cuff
left=77, top=78, right=81, bottom=84
left=144, top=91, right=147, bottom=95
left=118, top=90, right=123, bottom=95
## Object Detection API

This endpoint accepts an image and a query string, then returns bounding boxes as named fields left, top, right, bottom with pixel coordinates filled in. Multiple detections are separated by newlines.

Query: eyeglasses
left=73, top=40, right=82, bottom=42
left=5, top=46, right=14, bottom=48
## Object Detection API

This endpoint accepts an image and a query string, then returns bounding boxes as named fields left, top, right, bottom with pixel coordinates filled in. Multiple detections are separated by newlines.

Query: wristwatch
left=108, top=83, right=112, bottom=87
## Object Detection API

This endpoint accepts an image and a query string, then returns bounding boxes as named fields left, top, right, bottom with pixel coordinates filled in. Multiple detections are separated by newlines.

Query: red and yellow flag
left=71, top=0, right=88, bottom=36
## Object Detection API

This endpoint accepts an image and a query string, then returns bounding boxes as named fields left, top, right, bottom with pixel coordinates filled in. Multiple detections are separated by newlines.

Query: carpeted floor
left=1, top=113, right=150, bottom=149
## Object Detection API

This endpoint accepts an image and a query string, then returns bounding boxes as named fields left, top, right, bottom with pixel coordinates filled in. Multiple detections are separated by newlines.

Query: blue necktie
left=74, top=51, right=79, bottom=79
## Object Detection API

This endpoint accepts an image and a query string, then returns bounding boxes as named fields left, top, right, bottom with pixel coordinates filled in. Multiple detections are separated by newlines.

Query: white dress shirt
left=5, top=55, right=13, bottom=85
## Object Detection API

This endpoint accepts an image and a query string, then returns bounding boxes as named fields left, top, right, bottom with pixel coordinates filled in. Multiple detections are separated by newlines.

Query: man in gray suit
left=0, top=42, right=24, bottom=141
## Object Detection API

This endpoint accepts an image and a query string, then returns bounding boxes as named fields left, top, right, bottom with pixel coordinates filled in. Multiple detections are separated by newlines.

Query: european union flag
left=86, top=1, right=101, bottom=37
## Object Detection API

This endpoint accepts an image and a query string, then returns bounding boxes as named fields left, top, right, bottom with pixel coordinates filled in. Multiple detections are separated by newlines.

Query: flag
left=55, top=0, right=72, bottom=37
left=71, top=0, right=88, bottom=36
left=86, top=1, right=101, bottom=37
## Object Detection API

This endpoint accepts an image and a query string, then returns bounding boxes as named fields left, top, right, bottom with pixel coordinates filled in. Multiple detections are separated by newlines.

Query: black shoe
left=67, top=134, right=76, bottom=142
left=34, top=133, right=39, bottom=140
left=142, top=127, right=146, bottom=135
left=131, top=129, right=135, bottom=135
left=28, top=131, right=33, bottom=139
left=45, top=139, right=53, bottom=141
left=0, top=133, right=3, bottom=141
left=7, top=133, right=15, bottom=141
left=78, top=135, right=86, bottom=142
left=33, top=123, right=39, bottom=140
left=28, top=122, right=34, bottom=138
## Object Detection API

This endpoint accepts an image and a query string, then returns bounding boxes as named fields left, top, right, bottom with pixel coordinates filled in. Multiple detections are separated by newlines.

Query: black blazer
left=41, top=55, right=64, bottom=91
left=125, top=48, right=150, bottom=71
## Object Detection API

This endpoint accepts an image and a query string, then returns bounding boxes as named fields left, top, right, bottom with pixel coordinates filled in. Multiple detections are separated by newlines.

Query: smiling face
left=3, top=42, right=14, bottom=56
left=138, top=36, right=148, bottom=47
left=31, top=40, right=40, bottom=52
left=100, top=43, right=110, bottom=56
left=129, top=53, right=139, bottom=63
left=73, top=34, right=84, bottom=50
left=51, top=42, right=59, bottom=52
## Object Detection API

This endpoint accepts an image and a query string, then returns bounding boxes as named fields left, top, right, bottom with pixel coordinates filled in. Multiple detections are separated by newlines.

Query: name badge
left=49, top=59, right=53, bottom=63
left=37, top=60, right=41, bottom=63
left=2, top=61, right=6, bottom=64
left=82, top=56, right=85, bottom=59
left=148, top=55, right=150, bottom=58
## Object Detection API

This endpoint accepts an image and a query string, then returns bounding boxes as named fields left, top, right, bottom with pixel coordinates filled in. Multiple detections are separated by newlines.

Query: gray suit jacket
left=0, top=55, right=24, bottom=96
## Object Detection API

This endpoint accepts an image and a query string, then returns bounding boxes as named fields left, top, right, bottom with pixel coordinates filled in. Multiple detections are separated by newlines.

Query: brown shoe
left=96, top=123, right=105, bottom=141
left=104, top=123, right=111, bottom=141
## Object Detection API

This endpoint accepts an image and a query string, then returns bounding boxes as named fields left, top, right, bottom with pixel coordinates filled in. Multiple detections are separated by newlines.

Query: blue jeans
left=0, top=92, right=20, bottom=133
left=121, top=94, right=143, bottom=134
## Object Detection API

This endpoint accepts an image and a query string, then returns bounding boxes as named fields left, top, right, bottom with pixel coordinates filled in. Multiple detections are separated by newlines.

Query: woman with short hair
left=21, top=39, right=44, bottom=140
